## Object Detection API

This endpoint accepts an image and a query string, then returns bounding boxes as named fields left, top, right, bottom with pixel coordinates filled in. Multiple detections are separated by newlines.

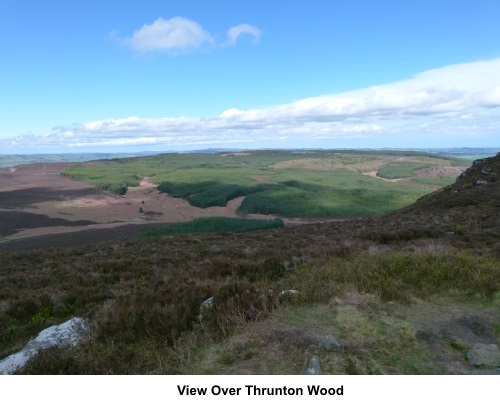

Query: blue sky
left=1, top=0, right=499, bottom=153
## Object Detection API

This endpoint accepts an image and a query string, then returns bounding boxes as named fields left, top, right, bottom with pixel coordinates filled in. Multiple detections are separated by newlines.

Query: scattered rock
left=197, top=297, right=214, bottom=321
left=475, top=179, right=488, bottom=186
left=0, top=317, right=89, bottom=375
left=319, top=334, right=342, bottom=352
left=305, top=355, right=322, bottom=375
left=201, top=297, right=214, bottom=310
left=278, top=289, right=299, bottom=298
left=467, top=343, right=500, bottom=367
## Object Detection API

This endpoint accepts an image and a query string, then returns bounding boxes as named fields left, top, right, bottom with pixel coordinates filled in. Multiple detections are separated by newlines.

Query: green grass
left=377, top=163, right=427, bottom=179
left=139, top=251, right=500, bottom=374
left=136, top=217, right=284, bottom=239
left=240, top=171, right=429, bottom=217
left=280, top=252, right=500, bottom=305
left=63, top=164, right=141, bottom=195
left=268, top=303, right=442, bottom=375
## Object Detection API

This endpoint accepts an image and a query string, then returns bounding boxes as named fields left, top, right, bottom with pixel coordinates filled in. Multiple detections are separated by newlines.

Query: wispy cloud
left=226, top=24, right=261, bottom=46
left=115, top=17, right=261, bottom=54
left=217, top=58, right=500, bottom=125
left=3, top=58, right=500, bottom=150
left=119, top=17, right=213, bottom=53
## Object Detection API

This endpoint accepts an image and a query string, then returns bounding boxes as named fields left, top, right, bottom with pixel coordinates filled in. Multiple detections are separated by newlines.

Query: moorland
left=0, top=149, right=498, bottom=374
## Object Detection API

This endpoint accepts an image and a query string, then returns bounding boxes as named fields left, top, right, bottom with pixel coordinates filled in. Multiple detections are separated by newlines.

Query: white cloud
left=124, top=17, right=213, bottom=53
left=3, top=58, right=500, bottom=151
left=227, top=24, right=261, bottom=45
left=214, top=58, right=500, bottom=125
left=117, top=17, right=261, bottom=54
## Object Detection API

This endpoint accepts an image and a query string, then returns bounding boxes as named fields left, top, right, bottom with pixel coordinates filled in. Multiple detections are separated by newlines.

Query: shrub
left=136, top=217, right=284, bottom=239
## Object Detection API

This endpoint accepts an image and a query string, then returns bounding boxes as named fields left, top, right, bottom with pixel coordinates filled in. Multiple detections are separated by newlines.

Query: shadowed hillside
left=374, top=152, right=500, bottom=253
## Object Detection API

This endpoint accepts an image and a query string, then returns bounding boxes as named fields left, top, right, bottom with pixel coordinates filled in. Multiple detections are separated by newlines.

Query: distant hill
left=1, top=147, right=497, bottom=168
left=0, top=152, right=162, bottom=168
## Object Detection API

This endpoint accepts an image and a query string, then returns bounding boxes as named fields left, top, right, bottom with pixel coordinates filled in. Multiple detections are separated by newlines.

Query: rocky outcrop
left=0, top=317, right=89, bottom=374
left=459, top=154, right=499, bottom=186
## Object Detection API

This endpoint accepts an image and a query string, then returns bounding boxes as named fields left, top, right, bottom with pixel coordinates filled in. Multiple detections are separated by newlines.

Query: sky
left=1, top=0, right=499, bottom=153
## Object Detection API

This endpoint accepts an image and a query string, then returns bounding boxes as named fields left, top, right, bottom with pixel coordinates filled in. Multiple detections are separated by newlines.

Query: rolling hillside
left=0, top=153, right=498, bottom=374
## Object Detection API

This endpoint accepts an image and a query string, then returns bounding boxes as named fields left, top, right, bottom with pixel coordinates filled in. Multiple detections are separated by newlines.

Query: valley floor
left=0, top=163, right=345, bottom=251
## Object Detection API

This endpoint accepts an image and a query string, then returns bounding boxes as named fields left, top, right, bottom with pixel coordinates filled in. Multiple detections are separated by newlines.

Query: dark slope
left=404, top=152, right=499, bottom=210
left=373, top=152, right=500, bottom=252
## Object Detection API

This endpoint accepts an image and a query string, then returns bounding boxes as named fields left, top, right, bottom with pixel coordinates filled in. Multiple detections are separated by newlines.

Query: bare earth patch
left=415, top=165, right=466, bottom=178
left=362, top=171, right=403, bottom=182
left=362, top=165, right=467, bottom=188
left=220, top=152, right=251, bottom=157
left=249, top=175, right=273, bottom=183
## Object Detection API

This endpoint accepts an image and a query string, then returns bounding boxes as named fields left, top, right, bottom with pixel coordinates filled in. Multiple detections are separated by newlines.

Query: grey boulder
left=0, top=317, right=89, bottom=374
left=467, top=343, right=500, bottom=367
